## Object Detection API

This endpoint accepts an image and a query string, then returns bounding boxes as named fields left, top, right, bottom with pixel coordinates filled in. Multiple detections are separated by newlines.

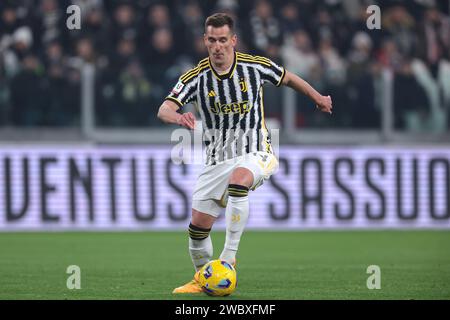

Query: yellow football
left=198, top=260, right=237, bottom=296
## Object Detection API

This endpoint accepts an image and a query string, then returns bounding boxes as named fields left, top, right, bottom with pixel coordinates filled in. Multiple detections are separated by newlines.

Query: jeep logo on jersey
left=210, top=101, right=252, bottom=114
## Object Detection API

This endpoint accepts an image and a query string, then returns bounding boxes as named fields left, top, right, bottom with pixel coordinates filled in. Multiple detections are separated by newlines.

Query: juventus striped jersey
left=165, top=51, right=285, bottom=165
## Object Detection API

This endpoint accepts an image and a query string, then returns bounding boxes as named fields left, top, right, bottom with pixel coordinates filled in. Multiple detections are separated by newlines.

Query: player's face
left=204, top=25, right=237, bottom=66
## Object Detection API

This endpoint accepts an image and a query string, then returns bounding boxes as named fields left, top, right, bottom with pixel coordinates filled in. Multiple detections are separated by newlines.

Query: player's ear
left=231, top=33, right=237, bottom=47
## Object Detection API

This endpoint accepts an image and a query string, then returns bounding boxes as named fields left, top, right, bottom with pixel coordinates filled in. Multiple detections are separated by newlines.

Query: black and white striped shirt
left=166, top=51, right=285, bottom=165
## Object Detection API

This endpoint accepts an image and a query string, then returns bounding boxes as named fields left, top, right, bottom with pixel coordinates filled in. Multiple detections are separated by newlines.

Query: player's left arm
left=281, top=70, right=332, bottom=114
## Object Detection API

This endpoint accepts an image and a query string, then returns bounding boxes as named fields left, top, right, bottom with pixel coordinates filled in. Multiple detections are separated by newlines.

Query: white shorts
left=192, top=151, right=279, bottom=217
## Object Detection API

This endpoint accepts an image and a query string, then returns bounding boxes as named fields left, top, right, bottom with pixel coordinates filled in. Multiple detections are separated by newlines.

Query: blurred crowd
left=0, top=0, right=449, bottom=131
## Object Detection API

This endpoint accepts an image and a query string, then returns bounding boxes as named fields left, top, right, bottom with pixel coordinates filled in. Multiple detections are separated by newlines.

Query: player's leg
left=173, top=201, right=222, bottom=294
left=219, top=167, right=253, bottom=265
left=189, top=160, right=232, bottom=268
left=188, top=208, right=216, bottom=271
left=220, top=152, right=279, bottom=265
left=173, top=160, right=231, bottom=293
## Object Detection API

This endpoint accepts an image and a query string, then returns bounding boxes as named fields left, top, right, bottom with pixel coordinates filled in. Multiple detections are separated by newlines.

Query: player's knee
left=228, top=184, right=249, bottom=198
left=229, top=167, right=253, bottom=187
left=191, top=208, right=216, bottom=228
left=188, top=222, right=211, bottom=240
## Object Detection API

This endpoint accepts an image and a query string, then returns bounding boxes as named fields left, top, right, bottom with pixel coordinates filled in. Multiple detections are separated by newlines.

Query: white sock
left=220, top=187, right=249, bottom=264
left=189, top=235, right=213, bottom=271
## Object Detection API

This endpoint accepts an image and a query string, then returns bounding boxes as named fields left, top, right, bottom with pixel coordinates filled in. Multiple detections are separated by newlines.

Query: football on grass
left=198, top=260, right=237, bottom=296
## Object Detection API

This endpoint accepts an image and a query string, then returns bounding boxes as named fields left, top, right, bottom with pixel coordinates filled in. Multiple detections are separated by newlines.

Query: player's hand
left=177, top=112, right=196, bottom=130
left=316, top=95, right=333, bottom=114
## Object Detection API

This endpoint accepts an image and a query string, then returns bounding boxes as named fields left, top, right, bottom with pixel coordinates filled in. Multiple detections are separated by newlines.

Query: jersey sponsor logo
left=210, top=101, right=252, bottom=114
left=171, top=81, right=184, bottom=95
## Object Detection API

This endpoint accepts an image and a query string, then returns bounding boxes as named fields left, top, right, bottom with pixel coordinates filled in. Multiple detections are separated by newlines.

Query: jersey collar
left=208, top=51, right=237, bottom=81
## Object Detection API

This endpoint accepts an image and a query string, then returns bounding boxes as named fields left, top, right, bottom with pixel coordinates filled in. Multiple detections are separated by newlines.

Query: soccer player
left=157, top=13, right=332, bottom=293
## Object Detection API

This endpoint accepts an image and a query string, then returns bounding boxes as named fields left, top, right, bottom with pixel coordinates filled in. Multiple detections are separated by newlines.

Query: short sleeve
left=258, top=58, right=286, bottom=87
left=165, top=76, right=198, bottom=108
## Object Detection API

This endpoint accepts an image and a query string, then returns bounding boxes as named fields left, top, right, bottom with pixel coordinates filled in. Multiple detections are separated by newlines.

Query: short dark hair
left=205, top=13, right=234, bottom=33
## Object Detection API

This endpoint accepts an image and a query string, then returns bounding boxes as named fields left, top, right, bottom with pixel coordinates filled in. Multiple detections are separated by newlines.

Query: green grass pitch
left=0, top=231, right=449, bottom=300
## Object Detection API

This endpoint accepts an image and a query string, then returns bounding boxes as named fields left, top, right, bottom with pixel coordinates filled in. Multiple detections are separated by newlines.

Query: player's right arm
left=158, top=66, right=202, bottom=130
left=157, top=100, right=196, bottom=130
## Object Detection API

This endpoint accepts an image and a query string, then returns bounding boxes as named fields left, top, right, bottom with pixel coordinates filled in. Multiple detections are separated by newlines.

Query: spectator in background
left=111, top=3, right=137, bottom=47
left=43, top=41, right=64, bottom=67
left=117, top=60, right=155, bottom=126
left=215, top=0, right=238, bottom=13
left=412, top=6, right=450, bottom=133
left=281, top=29, right=319, bottom=81
left=393, top=57, right=430, bottom=131
left=314, top=2, right=353, bottom=55
left=244, top=0, right=284, bottom=122
left=347, top=31, right=373, bottom=81
left=382, top=5, right=417, bottom=57
left=1, top=26, right=34, bottom=77
left=280, top=29, right=319, bottom=126
left=376, top=38, right=403, bottom=71
left=310, top=8, right=334, bottom=50
left=96, top=59, right=156, bottom=127
left=348, top=3, right=384, bottom=51
left=61, top=65, right=81, bottom=125
left=139, top=3, right=178, bottom=53
left=79, top=6, right=111, bottom=55
left=190, top=34, right=209, bottom=62
left=145, top=28, right=177, bottom=89
left=45, top=62, right=73, bottom=126
left=0, top=5, right=22, bottom=40
left=177, top=0, right=204, bottom=54
left=246, top=0, right=283, bottom=56
left=148, top=3, right=172, bottom=31
left=74, top=37, right=96, bottom=64
left=41, top=40, right=79, bottom=126
left=279, top=2, right=303, bottom=36
left=111, top=36, right=137, bottom=75
left=317, top=37, right=347, bottom=127
left=10, top=55, right=48, bottom=126
left=347, top=32, right=379, bottom=128
left=318, top=37, right=347, bottom=87
left=289, top=0, right=316, bottom=36
left=0, top=5, right=21, bottom=78
left=71, top=0, right=103, bottom=19
left=32, top=0, right=67, bottom=53
left=417, top=6, right=450, bottom=77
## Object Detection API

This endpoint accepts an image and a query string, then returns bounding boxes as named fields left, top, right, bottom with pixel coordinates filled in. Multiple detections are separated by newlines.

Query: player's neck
left=211, top=54, right=234, bottom=75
